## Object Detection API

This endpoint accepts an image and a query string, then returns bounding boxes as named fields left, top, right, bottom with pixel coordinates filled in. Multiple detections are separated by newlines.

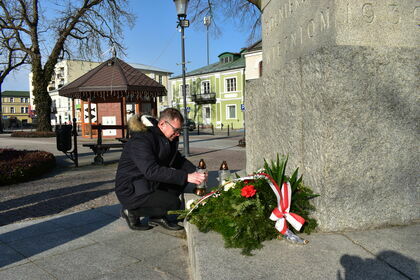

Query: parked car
left=187, top=119, right=196, bottom=131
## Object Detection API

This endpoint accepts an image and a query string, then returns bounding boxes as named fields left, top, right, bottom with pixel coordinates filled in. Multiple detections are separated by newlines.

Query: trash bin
left=56, top=125, right=72, bottom=152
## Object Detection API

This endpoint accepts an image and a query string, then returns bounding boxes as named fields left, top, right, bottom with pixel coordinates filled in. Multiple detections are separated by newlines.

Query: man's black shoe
left=149, top=217, right=184, bottom=231
left=121, top=209, right=151, bottom=231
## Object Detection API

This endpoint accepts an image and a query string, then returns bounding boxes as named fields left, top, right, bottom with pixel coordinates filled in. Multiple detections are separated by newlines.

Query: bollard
left=211, top=124, right=214, bottom=135
left=227, top=124, right=230, bottom=136
left=198, top=123, right=200, bottom=135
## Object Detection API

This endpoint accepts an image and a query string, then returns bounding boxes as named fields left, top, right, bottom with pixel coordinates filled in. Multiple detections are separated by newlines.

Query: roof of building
left=171, top=55, right=245, bottom=79
left=129, top=63, right=173, bottom=74
left=1, top=91, right=29, bottom=97
left=56, top=59, right=172, bottom=74
left=59, top=57, right=167, bottom=100
left=243, top=40, right=262, bottom=53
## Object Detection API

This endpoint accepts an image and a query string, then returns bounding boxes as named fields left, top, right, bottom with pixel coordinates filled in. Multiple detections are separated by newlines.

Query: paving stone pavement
left=0, top=205, right=192, bottom=280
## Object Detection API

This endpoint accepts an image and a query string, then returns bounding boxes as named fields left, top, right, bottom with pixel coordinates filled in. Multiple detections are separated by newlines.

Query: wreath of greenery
left=172, top=155, right=319, bottom=255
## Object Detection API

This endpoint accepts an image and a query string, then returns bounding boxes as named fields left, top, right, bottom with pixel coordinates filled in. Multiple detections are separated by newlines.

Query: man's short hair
left=159, top=108, right=184, bottom=123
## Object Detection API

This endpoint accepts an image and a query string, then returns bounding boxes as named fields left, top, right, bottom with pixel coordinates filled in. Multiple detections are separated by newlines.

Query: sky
left=2, top=0, right=258, bottom=91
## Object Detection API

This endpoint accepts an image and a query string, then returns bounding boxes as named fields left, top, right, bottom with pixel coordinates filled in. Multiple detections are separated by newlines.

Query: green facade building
left=170, top=51, right=245, bottom=129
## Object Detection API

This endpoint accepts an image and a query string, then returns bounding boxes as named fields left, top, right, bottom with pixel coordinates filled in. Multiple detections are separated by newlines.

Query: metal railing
left=191, top=92, right=216, bottom=104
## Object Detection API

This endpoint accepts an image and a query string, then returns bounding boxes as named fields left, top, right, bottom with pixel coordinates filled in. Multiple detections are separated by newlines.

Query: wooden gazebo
left=59, top=57, right=167, bottom=138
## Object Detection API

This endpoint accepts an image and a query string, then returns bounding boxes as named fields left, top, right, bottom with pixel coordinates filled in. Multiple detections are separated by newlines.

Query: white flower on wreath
left=223, top=182, right=236, bottom=192
left=186, top=199, right=196, bottom=210
left=256, top=168, right=266, bottom=173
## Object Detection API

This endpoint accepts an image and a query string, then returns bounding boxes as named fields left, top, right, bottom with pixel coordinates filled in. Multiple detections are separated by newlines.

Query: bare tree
left=0, top=0, right=135, bottom=131
left=0, top=28, right=29, bottom=133
left=0, top=29, right=28, bottom=85
left=188, top=0, right=261, bottom=42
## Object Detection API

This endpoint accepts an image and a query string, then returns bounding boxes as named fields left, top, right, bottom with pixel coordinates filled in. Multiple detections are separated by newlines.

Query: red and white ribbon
left=234, top=173, right=305, bottom=235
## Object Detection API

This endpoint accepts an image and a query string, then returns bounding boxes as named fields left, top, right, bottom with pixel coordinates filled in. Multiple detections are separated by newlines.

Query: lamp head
left=173, top=0, right=189, bottom=18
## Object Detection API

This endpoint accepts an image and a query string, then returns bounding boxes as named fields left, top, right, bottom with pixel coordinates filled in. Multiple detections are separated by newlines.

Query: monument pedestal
left=246, top=0, right=419, bottom=231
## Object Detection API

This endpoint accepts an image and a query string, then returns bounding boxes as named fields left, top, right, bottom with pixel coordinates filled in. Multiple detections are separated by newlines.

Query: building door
left=102, top=116, right=116, bottom=136
left=202, top=105, right=211, bottom=125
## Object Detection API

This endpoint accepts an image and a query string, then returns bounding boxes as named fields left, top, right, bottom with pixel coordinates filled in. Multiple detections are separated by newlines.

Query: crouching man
left=115, top=108, right=206, bottom=231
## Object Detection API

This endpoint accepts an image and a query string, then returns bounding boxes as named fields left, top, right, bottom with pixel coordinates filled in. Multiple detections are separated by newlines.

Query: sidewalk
left=185, top=211, right=419, bottom=280
left=0, top=205, right=190, bottom=280
left=1, top=202, right=418, bottom=280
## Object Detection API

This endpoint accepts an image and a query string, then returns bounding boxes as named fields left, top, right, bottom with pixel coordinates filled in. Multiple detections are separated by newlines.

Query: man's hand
left=187, top=172, right=206, bottom=185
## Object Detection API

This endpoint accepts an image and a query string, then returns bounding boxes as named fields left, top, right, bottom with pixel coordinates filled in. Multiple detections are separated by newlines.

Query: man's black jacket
left=115, top=124, right=196, bottom=210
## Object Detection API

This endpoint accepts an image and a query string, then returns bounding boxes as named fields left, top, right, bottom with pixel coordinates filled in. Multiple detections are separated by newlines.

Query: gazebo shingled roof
left=59, top=57, right=167, bottom=100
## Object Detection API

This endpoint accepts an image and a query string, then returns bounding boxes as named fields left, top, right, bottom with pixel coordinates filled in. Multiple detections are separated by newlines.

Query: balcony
left=191, top=92, right=216, bottom=104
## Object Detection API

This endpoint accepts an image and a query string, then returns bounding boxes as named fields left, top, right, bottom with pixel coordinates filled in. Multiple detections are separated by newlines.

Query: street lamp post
left=174, top=0, right=190, bottom=157
left=204, top=16, right=211, bottom=66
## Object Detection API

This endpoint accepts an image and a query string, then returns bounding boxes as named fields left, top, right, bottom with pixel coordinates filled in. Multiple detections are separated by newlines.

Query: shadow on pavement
left=189, top=145, right=241, bottom=156
left=337, top=250, right=418, bottom=280
left=0, top=180, right=115, bottom=226
left=0, top=206, right=119, bottom=269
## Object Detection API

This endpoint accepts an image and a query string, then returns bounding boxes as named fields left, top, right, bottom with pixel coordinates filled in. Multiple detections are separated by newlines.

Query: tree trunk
left=32, top=60, right=52, bottom=132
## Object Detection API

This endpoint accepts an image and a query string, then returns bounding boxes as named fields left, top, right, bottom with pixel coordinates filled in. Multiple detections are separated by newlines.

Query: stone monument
left=246, top=0, right=419, bottom=231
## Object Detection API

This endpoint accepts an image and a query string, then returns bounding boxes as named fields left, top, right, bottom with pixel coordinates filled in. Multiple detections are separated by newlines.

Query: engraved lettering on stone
left=287, top=0, right=306, bottom=15
left=387, top=4, right=401, bottom=24
left=289, top=0, right=294, bottom=14
left=279, top=4, right=288, bottom=21
left=307, top=19, right=315, bottom=38
left=299, top=25, right=304, bottom=45
left=346, top=1, right=350, bottom=24
left=270, top=17, right=275, bottom=32
left=290, top=32, right=297, bottom=48
left=362, top=3, right=375, bottom=23
left=414, top=6, right=420, bottom=26
left=320, top=8, right=330, bottom=31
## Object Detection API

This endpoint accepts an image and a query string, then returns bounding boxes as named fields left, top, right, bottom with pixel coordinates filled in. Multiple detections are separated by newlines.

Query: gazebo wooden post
left=71, top=98, right=78, bottom=167
left=88, top=98, right=93, bottom=139
left=135, top=102, right=140, bottom=115
left=152, top=97, right=158, bottom=117
left=71, top=98, right=76, bottom=127
left=121, top=96, right=126, bottom=137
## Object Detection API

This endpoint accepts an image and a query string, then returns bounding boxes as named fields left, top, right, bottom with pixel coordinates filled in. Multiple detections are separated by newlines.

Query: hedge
left=0, top=149, right=56, bottom=186
left=11, top=131, right=56, bottom=137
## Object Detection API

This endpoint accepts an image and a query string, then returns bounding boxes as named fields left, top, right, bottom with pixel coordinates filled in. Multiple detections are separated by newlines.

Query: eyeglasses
left=165, top=120, right=182, bottom=134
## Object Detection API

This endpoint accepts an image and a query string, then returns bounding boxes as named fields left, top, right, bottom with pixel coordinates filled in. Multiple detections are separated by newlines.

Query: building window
left=226, top=105, right=236, bottom=119
left=20, top=98, right=25, bottom=103
left=179, top=84, right=190, bottom=97
left=25, top=107, right=29, bottom=113
left=201, top=81, right=210, bottom=94
left=225, top=78, right=236, bottom=92
left=10, top=97, right=14, bottom=103
left=259, top=61, right=263, bottom=77
left=10, top=107, right=15, bottom=113
left=21, top=107, right=25, bottom=113
left=158, top=75, right=162, bottom=84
